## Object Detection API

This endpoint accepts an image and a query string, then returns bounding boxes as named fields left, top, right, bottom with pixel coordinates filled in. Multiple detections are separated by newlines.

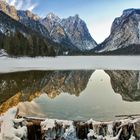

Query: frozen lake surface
left=0, top=56, right=140, bottom=72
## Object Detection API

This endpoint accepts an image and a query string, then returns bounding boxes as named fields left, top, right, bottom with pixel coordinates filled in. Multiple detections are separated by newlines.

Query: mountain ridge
left=97, top=8, right=140, bottom=54
left=0, top=1, right=140, bottom=56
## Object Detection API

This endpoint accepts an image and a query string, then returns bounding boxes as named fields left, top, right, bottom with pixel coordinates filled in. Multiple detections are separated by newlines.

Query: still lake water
left=17, top=70, right=140, bottom=121
left=0, top=56, right=140, bottom=121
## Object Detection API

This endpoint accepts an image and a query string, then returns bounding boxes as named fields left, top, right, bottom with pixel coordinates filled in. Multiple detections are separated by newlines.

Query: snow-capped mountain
left=0, top=11, right=56, bottom=56
left=99, top=9, right=140, bottom=53
left=0, top=1, right=50, bottom=38
left=61, top=15, right=97, bottom=50
left=0, top=2, right=80, bottom=56
left=0, top=1, right=97, bottom=55
left=41, top=13, right=97, bottom=51
left=41, top=13, right=71, bottom=43
left=41, top=13, right=61, bottom=33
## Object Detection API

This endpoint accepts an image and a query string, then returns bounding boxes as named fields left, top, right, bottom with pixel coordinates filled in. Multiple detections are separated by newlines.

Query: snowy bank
left=1, top=108, right=140, bottom=140
left=0, top=107, right=27, bottom=140
left=40, top=118, right=140, bottom=140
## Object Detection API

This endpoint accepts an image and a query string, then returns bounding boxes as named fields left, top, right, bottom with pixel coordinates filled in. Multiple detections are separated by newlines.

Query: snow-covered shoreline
left=0, top=108, right=27, bottom=140
left=1, top=108, right=140, bottom=140
left=0, top=56, right=140, bottom=73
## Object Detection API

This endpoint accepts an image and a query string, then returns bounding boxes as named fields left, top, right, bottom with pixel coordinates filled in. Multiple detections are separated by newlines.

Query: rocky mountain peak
left=61, top=15, right=97, bottom=50
left=41, top=13, right=70, bottom=43
left=46, top=12, right=61, bottom=22
left=41, top=13, right=97, bottom=51
left=41, top=13, right=61, bottom=33
left=68, top=14, right=80, bottom=21
left=111, top=8, right=140, bottom=33
left=62, top=14, right=81, bottom=25
left=99, top=8, right=140, bottom=52
left=122, top=9, right=140, bottom=17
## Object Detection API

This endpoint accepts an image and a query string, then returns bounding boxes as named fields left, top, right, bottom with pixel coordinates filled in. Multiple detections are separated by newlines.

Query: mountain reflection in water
left=0, top=70, right=140, bottom=121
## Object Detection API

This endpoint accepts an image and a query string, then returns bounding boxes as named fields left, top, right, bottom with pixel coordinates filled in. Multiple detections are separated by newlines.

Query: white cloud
left=6, top=0, right=38, bottom=11
left=10, top=0, right=16, bottom=6
left=27, top=3, right=38, bottom=11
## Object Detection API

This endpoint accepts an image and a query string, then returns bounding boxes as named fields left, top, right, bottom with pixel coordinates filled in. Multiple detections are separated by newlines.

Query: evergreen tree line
left=0, top=31, right=56, bottom=57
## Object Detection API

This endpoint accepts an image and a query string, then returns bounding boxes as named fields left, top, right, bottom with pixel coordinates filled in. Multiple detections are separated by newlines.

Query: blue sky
left=6, top=0, right=140, bottom=43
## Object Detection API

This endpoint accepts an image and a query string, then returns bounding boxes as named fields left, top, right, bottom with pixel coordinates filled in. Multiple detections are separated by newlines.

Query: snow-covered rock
left=1, top=107, right=140, bottom=140
left=41, top=119, right=77, bottom=139
left=0, top=49, right=8, bottom=57
left=40, top=118, right=140, bottom=140
left=0, top=107, right=27, bottom=140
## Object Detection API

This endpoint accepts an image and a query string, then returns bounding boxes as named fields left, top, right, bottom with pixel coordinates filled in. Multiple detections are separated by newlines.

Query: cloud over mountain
left=5, top=0, right=38, bottom=11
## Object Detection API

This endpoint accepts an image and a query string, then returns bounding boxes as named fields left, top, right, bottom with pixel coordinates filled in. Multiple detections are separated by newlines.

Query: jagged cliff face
left=41, top=13, right=97, bottom=51
left=0, top=70, right=93, bottom=114
left=105, top=70, right=140, bottom=101
left=99, top=9, right=140, bottom=52
left=61, top=15, right=97, bottom=51
left=41, top=13, right=70, bottom=43
left=0, top=3, right=82, bottom=55
left=41, top=13, right=61, bottom=33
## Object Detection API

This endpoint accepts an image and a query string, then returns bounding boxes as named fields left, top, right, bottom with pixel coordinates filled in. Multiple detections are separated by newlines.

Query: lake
left=1, top=56, right=140, bottom=72
left=0, top=56, right=140, bottom=122
left=18, top=70, right=140, bottom=121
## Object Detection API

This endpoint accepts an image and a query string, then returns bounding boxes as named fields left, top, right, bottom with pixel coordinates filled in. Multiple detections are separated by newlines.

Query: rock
left=134, top=121, right=140, bottom=138
left=99, top=9, right=140, bottom=53
left=41, top=13, right=78, bottom=53
left=39, top=118, right=140, bottom=140
left=61, top=15, right=97, bottom=51
left=41, top=13, right=97, bottom=51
